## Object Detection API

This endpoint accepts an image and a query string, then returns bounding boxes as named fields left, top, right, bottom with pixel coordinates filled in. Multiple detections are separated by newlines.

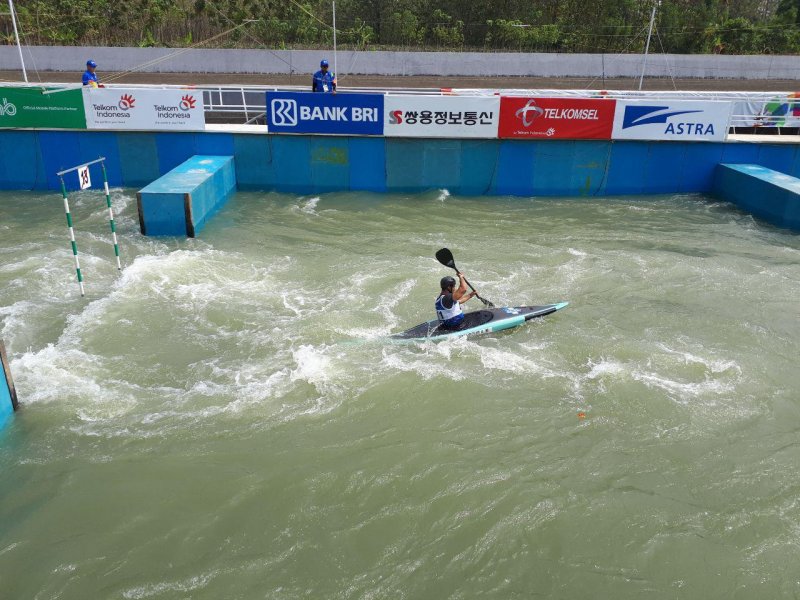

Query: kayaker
left=435, top=273, right=476, bottom=329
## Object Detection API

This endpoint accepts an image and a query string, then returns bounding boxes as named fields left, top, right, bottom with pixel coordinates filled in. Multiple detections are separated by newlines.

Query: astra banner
left=267, top=91, right=384, bottom=135
left=498, top=97, right=616, bottom=139
left=612, top=100, right=732, bottom=142
left=83, top=88, right=206, bottom=131
left=384, top=95, right=500, bottom=138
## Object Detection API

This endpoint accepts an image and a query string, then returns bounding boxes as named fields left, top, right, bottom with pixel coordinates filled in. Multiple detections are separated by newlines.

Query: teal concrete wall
left=136, top=155, right=236, bottom=237
left=2, top=130, right=800, bottom=229
left=1, top=340, right=18, bottom=430
left=713, top=164, right=800, bottom=231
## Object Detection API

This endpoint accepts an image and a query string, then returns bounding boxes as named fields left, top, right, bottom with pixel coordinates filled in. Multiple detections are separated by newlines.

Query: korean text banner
left=83, top=88, right=205, bottom=131
left=267, top=91, right=384, bottom=135
left=0, top=87, right=86, bottom=129
left=384, top=95, right=500, bottom=138
left=612, top=100, right=732, bottom=142
left=498, top=97, right=615, bottom=139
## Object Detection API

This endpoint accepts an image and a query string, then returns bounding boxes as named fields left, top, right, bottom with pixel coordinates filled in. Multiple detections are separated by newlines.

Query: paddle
left=435, top=248, right=495, bottom=308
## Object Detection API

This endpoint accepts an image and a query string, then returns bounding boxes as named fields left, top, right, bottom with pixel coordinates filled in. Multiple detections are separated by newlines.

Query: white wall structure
left=2, top=46, right=800, bottom=79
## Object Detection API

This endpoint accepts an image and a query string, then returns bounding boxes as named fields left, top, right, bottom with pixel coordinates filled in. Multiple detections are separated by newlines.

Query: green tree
left=382, top=9, right=424, bottom=46
left=429, top=9, right=464, bottom=47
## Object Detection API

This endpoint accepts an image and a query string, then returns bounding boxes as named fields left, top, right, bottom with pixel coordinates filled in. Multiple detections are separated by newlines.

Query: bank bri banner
left=612, top=100, right=732, bottom=142
left=266, top=91, right=384, bottom=135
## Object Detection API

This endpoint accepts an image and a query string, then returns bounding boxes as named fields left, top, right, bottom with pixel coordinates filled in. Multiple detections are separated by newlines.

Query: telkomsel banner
left=0, top=86, right=86, bottom=129
left=612, top=100, right=732, bottom=142
left=498, top=97, right=616, bottom=139
left=384, top=95, right=500, bottom=138
left=83, top=88, right=205, bottom=131
left=267, top=91, right=384, bottom=135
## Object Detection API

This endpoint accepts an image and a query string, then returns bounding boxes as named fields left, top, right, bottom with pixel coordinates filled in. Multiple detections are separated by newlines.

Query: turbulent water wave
left=2, top=190, right=800, bottom=598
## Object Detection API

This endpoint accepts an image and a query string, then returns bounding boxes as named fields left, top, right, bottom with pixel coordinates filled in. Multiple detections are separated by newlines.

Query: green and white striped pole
left=59, top=177, right=85, bottom=297
left=101, top=161, right=121, bottom=270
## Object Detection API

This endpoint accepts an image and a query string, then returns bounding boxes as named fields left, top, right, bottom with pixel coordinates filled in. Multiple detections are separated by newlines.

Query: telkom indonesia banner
left=267, top=91, right=384, bottom=135
left=384, top=95, right=500, bottom=138
left=83, top=88, right=205, bottom=131
left=612, top=100, right=732, bottom=142
left=498, top=97, right=616, bottom=139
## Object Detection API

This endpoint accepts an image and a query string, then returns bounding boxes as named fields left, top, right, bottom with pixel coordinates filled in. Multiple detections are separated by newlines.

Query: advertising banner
left=733, top=93, right=800, bottom=128
left=384, top=95, right=500, bottom=138
left=612, top=100, right=732, bottom=141
left=266, top=91, right=384, bottom=135
left=83, top=88, right=205, bottom=131
left=498, top=97, right=616, bottom=139
left=0, top=86, right=86, bottom=129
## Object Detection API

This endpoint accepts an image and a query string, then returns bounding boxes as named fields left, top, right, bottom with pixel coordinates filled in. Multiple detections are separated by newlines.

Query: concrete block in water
left=1, top=339, right=18, bottom=430
left=136, top=155, right=236, bottom=237
left=712, top=164, right=800, bottom=232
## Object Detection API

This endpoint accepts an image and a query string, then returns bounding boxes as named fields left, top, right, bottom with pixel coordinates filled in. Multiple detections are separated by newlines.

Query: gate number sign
left=78, top=165, right=91, bottom=190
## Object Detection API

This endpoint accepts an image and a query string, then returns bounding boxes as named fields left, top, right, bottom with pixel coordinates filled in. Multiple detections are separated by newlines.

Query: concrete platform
left=136, top=155, right=236, bottom=237
left=713, top=163, right=800, bottom=231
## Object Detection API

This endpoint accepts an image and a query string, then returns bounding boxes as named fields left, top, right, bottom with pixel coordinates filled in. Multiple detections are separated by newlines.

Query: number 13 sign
left=78, top=165, right=92, bottom=190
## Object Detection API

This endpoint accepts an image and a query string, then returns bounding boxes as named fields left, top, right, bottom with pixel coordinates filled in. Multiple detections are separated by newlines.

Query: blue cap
left=320, top=59, right=329, bottom=67
left=86, top=60, right=97, bottom=68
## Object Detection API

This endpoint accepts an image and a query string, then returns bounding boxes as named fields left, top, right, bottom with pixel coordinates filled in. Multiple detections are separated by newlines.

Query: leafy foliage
left=2, top=0, right=800, bottom=53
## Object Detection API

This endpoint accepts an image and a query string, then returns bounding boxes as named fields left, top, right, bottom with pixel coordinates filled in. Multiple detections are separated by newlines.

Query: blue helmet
left=320, top=59, right=329, bottom=68
left=86, top=60, right=97, bottom=68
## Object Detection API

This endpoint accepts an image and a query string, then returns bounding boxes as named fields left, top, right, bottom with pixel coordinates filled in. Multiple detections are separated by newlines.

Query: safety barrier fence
left=1, top=82, right=799, bottom=138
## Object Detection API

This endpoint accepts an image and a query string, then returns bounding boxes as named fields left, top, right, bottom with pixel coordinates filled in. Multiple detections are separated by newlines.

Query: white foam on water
left=655, top=341, right=741, bottom=376
left=379, top=343, right=466, bottom=381
left=122, top=571, right=217, bottom=599
left=585, top=358, right=627, bottom=380
left=290, top=344, right=332, bottom=388
left=12, top=344, right=139, bottom=424
left=375, top=334, right=565, bottom=384
left=0, top=300, right=36, bottom=341
left=7, top=246, right=307, bottom=430
left=632, top=369, right=735, bottom=402
left=83, top=189, right=133, bottom=223
left=0, top=255, right=43, bottom=274
left=299, top=196, right=321, bottom=214
left=478, top=345, right=555, bottom=376
left=376, top=278, right=417, bottom=332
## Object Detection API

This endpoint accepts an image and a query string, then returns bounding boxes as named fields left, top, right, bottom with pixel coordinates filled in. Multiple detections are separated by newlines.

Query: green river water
left=1, top=189, right=799, bottom=599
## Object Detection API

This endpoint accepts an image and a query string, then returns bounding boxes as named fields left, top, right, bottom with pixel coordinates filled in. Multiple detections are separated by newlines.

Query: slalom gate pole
left=101, top=161, right=121, bottom=270
left=59, top=177, right=85, bottom=297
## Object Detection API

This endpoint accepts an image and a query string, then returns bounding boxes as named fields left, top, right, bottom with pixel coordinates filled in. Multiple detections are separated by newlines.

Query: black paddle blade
left=435, top=248, right=456, bottom=269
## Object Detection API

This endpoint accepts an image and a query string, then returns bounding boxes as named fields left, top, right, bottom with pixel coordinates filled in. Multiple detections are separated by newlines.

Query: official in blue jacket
left=312, top=59, right=336, bottom=93
left=82, top=59, right=100, bottom=87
